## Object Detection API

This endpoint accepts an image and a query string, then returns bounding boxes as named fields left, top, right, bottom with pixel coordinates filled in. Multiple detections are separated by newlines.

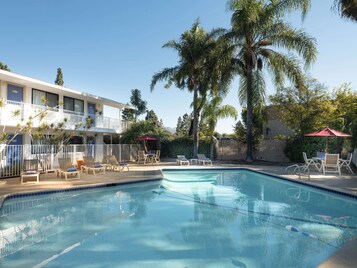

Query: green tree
left=175, top=116, right=183, bottom=136
left=0, top=62, right=11, bottom=71
left=332, top=83, right=357, bottom=148
left=122, top=105, right=135, bottom=122
left=55, top=68, right=64, bottom=86
left=175, top=113, right=192, bottom=137
left=234, top=108, right=265, bottom=152
left=145, top=109, right=162, bottom=128
left=151, top=20, right=227, bottom=157
left=120, top=120, right=170, bottom=144
left=201, top=93, right=237, bottom=159
left=269, top=77, right=335, bottom=135
left=225, top=0, right=317, bottom=161
left=129, top=89, right=147, bottom=122
left=333, top=0, right=357, bottom=21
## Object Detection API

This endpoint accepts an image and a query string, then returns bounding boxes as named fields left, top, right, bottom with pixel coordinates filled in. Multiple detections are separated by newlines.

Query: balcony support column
left=95, top=134, right=104, bottom=162
left=118, top=108, right=122, bottom=133
left=0, top=80, right=6, bottom=99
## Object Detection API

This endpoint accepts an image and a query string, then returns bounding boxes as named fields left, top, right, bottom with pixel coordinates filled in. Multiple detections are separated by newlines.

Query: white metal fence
left=0, top=144, right=141, bottom=179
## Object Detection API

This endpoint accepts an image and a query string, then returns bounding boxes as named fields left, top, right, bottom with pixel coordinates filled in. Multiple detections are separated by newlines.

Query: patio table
left=312, top=157, right=324, bottom=172
left=145, top=153, right=155, bottom=163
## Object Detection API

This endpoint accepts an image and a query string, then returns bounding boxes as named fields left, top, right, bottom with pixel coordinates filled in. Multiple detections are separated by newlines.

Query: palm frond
left=333, top=0, right=357, bottom=21
left=150, top=67, right=180, bottom=91
left=266, top=23, right=317, bottom=66
left=264, top=50, right=304, bottom=88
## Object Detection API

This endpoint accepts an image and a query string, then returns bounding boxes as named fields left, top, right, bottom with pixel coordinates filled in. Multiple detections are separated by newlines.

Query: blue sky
left=1, top=1, right=356, bottom=134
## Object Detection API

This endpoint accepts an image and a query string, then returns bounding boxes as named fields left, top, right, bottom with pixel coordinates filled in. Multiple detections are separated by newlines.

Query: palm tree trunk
left=193, top=87, right=199, bottom=158
left=246, top=66, right=254, bottom=162
left=210, top=136, right=214, bottom=160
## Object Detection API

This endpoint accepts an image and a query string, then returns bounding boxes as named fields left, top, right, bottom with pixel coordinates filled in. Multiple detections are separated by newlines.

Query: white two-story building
left=0, top=69, right=132, bottom=147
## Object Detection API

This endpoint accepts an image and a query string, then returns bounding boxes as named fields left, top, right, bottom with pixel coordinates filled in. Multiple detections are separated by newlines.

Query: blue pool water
left=0, top=169, right=356, bottom=267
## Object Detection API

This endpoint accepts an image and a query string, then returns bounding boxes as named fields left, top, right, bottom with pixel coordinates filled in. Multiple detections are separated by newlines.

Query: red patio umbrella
left=304, top=127, right=351, bottom=153
left=135, top=135, right=158, bottom=141
left=135, top=135, right=158, bottom=152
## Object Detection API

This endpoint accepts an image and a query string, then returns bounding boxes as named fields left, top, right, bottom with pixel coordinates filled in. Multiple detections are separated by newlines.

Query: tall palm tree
left=334, top=0, right=357, bottom=21
left=151, top=20, right=225, bottom=157
left=201, top=93, right=238, bottom=159
left=225, top=0, right=317, bottom=161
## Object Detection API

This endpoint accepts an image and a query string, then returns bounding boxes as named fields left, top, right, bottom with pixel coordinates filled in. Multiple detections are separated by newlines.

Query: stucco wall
left=216, top=139, right=290, bottom=163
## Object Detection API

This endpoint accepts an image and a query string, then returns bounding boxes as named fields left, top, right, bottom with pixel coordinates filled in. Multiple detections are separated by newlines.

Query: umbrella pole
left=325, top=137, right=328, bottom=153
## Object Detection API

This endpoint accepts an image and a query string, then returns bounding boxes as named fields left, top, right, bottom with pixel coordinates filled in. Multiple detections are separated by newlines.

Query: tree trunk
left=246, top=66, right=254, bottom=162
left=193, top=87, right=199, bottom=158
left=210, top=136, right=214, bottom=160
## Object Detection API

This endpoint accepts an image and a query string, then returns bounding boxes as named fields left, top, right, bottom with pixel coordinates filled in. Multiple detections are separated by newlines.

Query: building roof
left=0, top=69, right=133, bottom=110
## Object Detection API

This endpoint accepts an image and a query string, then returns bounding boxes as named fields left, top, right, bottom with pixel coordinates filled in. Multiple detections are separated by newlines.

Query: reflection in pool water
left=0, top=169, right=356, bottom=267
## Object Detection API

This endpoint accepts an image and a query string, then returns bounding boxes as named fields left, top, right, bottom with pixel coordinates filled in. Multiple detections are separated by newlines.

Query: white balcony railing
left=0, top=100, right=130, bottom=133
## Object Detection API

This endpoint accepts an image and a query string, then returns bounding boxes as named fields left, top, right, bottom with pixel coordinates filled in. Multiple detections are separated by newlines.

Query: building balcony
left=0, top=100, right=130, bottom=134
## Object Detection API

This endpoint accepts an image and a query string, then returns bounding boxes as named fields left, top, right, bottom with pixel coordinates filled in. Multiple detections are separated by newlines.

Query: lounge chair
left=197, top=154, right=212, bottom=165
left=57, top=158, right=80, bottom=180
left=339, top=153, right=354, bottom=174
left=322, top=154, right=341, bottom=175
left=177, top=155, right=190, bottom=166
left=104, top=155, right=129, bottom=171
left=81, top=156, right=106, bottom=175
left=21, top=159, right=40, bottom=183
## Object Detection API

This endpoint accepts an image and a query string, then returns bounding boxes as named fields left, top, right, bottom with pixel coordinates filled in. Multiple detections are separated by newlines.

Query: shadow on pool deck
left=0, top=159, right=356, bottom=268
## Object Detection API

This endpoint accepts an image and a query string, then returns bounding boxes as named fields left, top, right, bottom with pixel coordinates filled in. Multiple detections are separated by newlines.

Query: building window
left=32, top=89, right=59, bottom=108
left=7, top=84, right=24, bottom=103
left=63, top=96, right=84, bottom=115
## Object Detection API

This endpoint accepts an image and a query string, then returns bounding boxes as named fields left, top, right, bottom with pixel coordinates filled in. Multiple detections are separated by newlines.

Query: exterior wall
left=216, top=139, right=290, bottom=163
left=264, top=119, right=294, bottom=139
left=0, top=71, right=130, bottom=140
left=263, top=106, right=294, bottom=139
left=95, top=134, right=104, bottom=162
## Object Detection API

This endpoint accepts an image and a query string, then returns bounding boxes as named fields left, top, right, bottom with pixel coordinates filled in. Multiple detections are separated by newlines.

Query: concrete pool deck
left=0, top=160, right=356, bottom=267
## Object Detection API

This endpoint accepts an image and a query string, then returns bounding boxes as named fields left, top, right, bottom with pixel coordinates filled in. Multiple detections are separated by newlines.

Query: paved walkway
left=0, top=160, right=356, bottom=267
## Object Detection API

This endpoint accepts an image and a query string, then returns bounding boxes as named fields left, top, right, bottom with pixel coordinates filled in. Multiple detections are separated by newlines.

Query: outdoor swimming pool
left=0, top=169, right=356, bottom=267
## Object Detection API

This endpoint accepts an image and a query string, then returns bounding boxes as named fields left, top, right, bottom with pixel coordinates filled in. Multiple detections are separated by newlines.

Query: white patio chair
left=154, top=150, right=160, bottom=163
left=339, top=153, right=354, bottom=174
left=322, top=154, right=341, bottom=175
left=137, top=150, right=148, bottom=164
left=302, top=152, right=321, bottom=172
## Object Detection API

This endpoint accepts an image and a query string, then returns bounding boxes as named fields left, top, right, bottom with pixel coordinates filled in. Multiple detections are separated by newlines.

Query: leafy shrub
left=284, top=136, right=344, bottom=162
left=161, top=137, right=212, bottom=158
